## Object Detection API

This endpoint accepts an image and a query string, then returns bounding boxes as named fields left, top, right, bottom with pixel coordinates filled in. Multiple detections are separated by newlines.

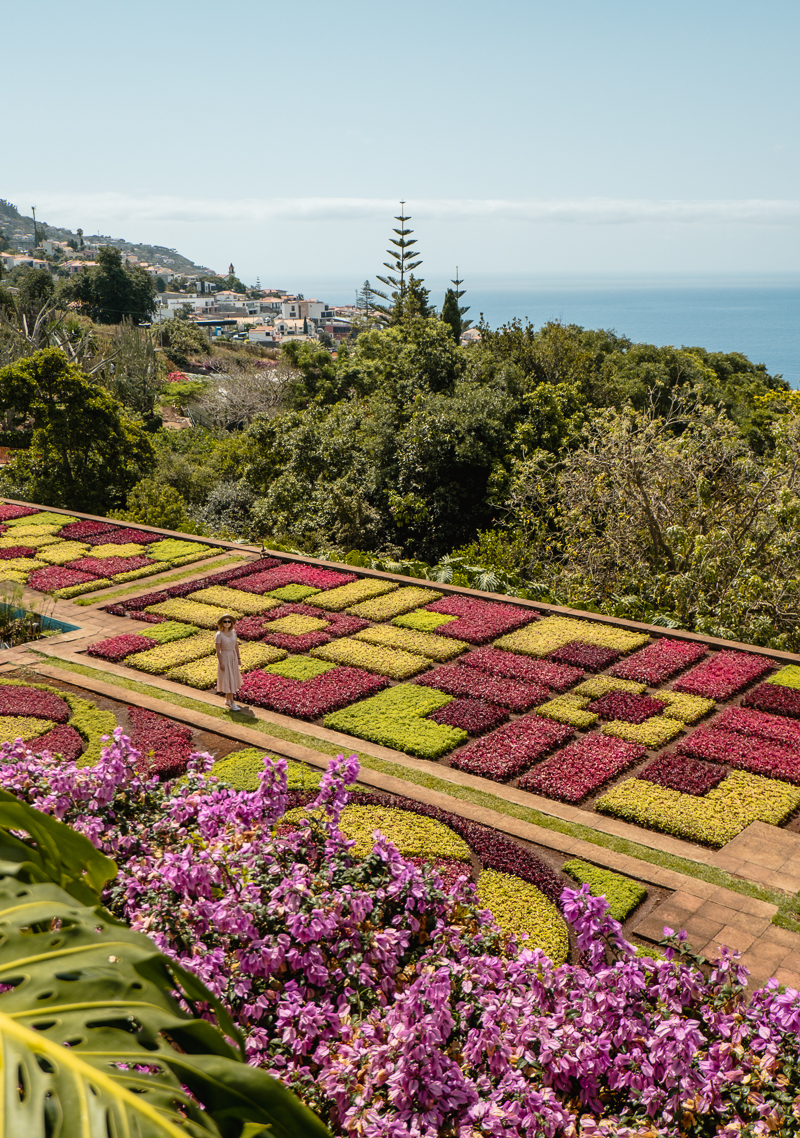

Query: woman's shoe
left=230, top=702, right=242, bottom=712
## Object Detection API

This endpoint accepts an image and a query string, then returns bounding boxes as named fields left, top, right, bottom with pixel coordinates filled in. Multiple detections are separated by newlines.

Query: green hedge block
left=535, top=694, right=598, bottom=728
left=266, top=656, right=336, bottom=680
left=144, top=599, right=243, bottom=629
left=127, top=631, right=217, bottom=675
left=311, top=637, right=432, bottom=680
left=393, top=610, right=459, bottom=632
left=212, top=748, right=322, bottom=791
left=267, top=584, right=321, bottom=602
left=563, top=859, right=647, bottom=921
left=136, top=621, right=200, bottom=644
left=325, top=684, right=465, bottom=760
left=313, top=578, right=398, bottom=612
left=768, top=665, right=800, bottom=690
left=496, top=615, right=649, bottom=658
left=348, top=586, right=443, bottom=621
left=167, top=642, right=286, bottom=689
left=477, top=869, right=570, bottom=963
left=355, top=624, right=468, bottom=662
left=188, top=586, right=280, bottom=616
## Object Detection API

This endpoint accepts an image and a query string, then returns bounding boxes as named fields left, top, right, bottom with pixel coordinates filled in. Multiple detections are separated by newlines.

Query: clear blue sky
left=6, top=0, right=800, bottom=284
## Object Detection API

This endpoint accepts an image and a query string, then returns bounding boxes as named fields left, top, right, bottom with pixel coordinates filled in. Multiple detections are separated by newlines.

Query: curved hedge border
left=562, top=858, right=647, bottom=921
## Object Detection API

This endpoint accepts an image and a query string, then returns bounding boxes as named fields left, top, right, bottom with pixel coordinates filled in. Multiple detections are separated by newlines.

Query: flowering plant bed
left=450, top=716, right=573, bottom=780
left=265, top=656, right=335, bottom=681
left=573, top=675, right=647, bottom=698
left=639, top=753, right=727, bottom=796
left=349, top=585, right=442, bottom=620
left=609, top=637, right=708, bottom=684
left=0, top=504, right=38, bottom=521
left=587, top=690, right=668, bottom=724
left=742, top=682, right=800, bottom=718
left=476, top=869, right=569, bottom=961
left=30, top=722, right=85, bottom=763
left=425, top=594, right=536, bottom=643
left=534, top=693, right=599, bottom=728
left=311, top=636, right=432, bottom=680
left=672, top=649, right=773, bottom=700
left=133, top=620, right=199, bottom=644
left=0, top=685, right=71, bottom=722
left=414, top=663, right=549, bottom=711
left=324, top=684, right=466, bottom=759
left=147, top=538, right=212, bottom=562
left=312, top=578, right=398, bottom=611
left=496, top=614, right=649, bottom=658
left=767, top=664, right=800, bottom=690
left=55, top=577, right=114, bottom=599
left=69, top=554, right=154, bottom=577
left=713, top=705, right=800, bottom=749
left=354, top=623, right=469, bottom=661
left=127, top=705, right=193, bottom=779
left=88, top=542, right=148, bottom=559
left=38, top=540, right=91, bottom=565
left=57, top=518, right=117, bottom=540
left=240, top=664, right=388, bottom=719
left=84, top=527, right=161, bottom=545
left=549, top=640, right=622, bottom=671
left=266, top=583, right=321, bottom=601
left=518, top=734, right=646, bottom=802
left=428, top=697, right=509, bottom=735
left=6, top=511, right=77, bottom=529
left=461, top=647, right=583, bottom=690
left=0, top=545, right=37, bottom=560
left=653, top=690, right=715, bottom=724
left=87, top=633, right=161, bottom=663
left=28, top=565, right=96, bottom=593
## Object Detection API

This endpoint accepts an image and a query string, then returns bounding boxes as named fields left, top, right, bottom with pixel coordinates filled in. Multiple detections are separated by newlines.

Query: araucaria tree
left=373, top=203, right=428, bottom=324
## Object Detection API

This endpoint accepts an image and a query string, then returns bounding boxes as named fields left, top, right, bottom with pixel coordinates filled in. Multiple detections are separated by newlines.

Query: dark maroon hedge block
left=0, top=546, right=36, bottom=560
left=609, top=638, right=708, bottom=685
left=428, top=698, right=509, bottom=735
left=639, top=753, right=726, bottom=796
left=460, top=647, right=583, bottom=691
left=713, top=706, right=800, bottom=749
left=102, top=603, right=128, bottom=617
left=132, top=612, right=165, bottom=624
left=414, top=664, right=548, bottom=712
left=29, top=566, right=99, bottom=593
left=549, top=641, right=620, bottom=671
left=30, top=724, right=85, bottom=763
left=57, top=519, right=118, bottom=540
left=69, top=555, right=155, bottom=577
left=212, top=558, right=280, bottom=583
left=587, top=690, right=667, bottom=724
left=678, top=727, right=800, bottom=784
left=84, top=527, right=162, bottom=546
left=425, top=595, right=537, bottom=644
left=450, top=716, right=573, bottom=781
left=128, top=706, right=193, bottom=780
left=0, top=505, right=38, bottom=521
left=742, top=683, right=800, bottom=720
left=239, top=666, right=389, bottom=720
left=231, top=563, right=357, bottom=595
left=672, top=650, right=773, bottom=701
left=86, top=633, right=158, bottom=663
left=518, top=734, right=646, bottom=803
left=0, top=686, right=70, bottom=722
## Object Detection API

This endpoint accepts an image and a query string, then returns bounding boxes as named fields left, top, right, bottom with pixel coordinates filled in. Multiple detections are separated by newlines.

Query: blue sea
left=307, top=273, right=800, bottom=388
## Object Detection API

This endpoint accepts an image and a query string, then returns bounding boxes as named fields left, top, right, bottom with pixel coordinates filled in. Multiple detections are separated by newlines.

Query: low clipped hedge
left=311, top=637, right=431, bottom=680
left=355, top=623, right=468, bottom=662
left=535, top=694, right=598, bottom=729
left=350, top=585, right=443, bottom=621
left=166, top=642, right=287, bottom=689
left=136, top=620, right=200, bottom=644
left=496, top=614, right=649, bottom=659
left=324, top=684, right=466, bottom=760
left=126, top=631, right=217, bottom=675
left=211, top=748, right=323, bottom=791
left=476, top=869, right=570, bottom=963
left=562, top=859, right=647, bottom=921
left=148, top=538, right=212, bottom=562
left=601, top=716, right=683, bottom=749
left=0, top=715, right=56, bottom=745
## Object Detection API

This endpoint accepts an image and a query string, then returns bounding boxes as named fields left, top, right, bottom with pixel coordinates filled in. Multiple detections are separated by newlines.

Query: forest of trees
left=1, top=225, right=799, bottom=652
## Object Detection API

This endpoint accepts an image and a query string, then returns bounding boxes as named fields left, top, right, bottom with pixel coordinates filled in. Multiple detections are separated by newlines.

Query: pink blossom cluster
left=428, top=697, right=509, bottom=735
left=57, top=519, right=118, bottom=540
left=549, top=640, right=620, bottom=671
left=239, top=665, right=388, bottom=719
left=678, top=726, right=799, bottom=783
left=70, top=554, right=155, bottom=576
left=0, top=504, right=38, bottom=521
left=673, top=649, right=773, bottom=700
left=2, top=735, right=797, bottom=1136
left=127, top=705, right=194, bottom=779
left=714, top=705, right=800, bottom=750
left=460, top=646, right=583, bottom=690
left=588, top=690, right=667, bottom=724
left=425, top=595, right=537, bottom=643
left=451, top=715, right=573, bottom=780
left=518, top=734, right=646, bottom=802
left=414, top=663, right=549, bottom=711
left=743, top=683, right=800, bottom=719
left=87, top=633, right=159, bottom=663
left=610, top=637, right=708, bottom=684
left=29, top=565, right=98, bottom=593
left=84, top=527, right=161, bottom=545
left=640, top=753, right=726, bottom=796
left=231, top=563, right=357, bottom=595
left=0, top=545, right=36, bottom=559
left=0, top=684, right=71, bottom=722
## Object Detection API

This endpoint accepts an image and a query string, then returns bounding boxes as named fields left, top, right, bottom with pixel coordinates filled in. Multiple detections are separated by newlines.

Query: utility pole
left=31, top=205, right=38, bottom=248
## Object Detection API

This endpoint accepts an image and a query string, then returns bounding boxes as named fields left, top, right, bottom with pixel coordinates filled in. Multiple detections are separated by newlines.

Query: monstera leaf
left=0, top=795, right=331, bottom=1137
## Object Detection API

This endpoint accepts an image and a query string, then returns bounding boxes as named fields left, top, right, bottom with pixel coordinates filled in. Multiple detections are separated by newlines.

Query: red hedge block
left=460, top=647, right=582, bottom=691
left=678, top=727, right=800, bottom=784
left=413, top=664, right=548, bottom=711
left=231, top=564, right=357, bottom=595
left=672, top=650, right=773, bottom=700
left=84, top=528, right=162, bottom=546
left=0, top=546, right=36, bottom=559
left=29, top=566, right=98, bottom=593
left=0, top=505, right=39, bottom=521
left=428, top=698, right=509, bottom=735
left=30, top=724, right=85, bottom=763
left=639, top=753, right=726, bottom=796
left=713, top=706, right=800, bottom=749
left=128, top=706, right=193, bottom=780
left=609, top=638, right=708, bottom=685
left=69, top=555, right=155, bottom=577
left=425, top=595, right=537, bottom=644
left=0, top=686, right=70, bottom=722
left=587, top=691, right=667, bottom=724
left=518, top=734, right=646, bottom=803
left=239, top=665, right=389, bottom=720
left=549, top=641, right=620, bottom=671
left=57, top=519, right=118, bottom=540
left=450, top=716, right=573, bottom=781
left=742, top=683, right=800, bottom=720
left=86, top=634, right=158, bottom=663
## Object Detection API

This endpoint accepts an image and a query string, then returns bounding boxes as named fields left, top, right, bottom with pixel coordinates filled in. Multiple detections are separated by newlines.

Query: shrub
left=324, top=684, right=466, bottom=760
left=518, top=734, right=646, bottom=802
left=126, top=631, right=217, bottom=674
left=673, top=650, right=773, bottom=700
left=240, top=665, right=389, bottom=719
left=313, top=578, right=398, bottom=612
left=188, top=585, right=280, bottom=615
left=312, top=637, right=432, bottom=680
left=639, top=753, right=726, bottom=796
left=534, top=693, right=599, bottom=728
left=414, top=664, right=548, bottom=711
left=496, top=615, right=649, bottom=658
left=597, top=771, right=800, bottom=847
left=476, top=870, right=569, bottom=963
left=144, top=598, right=243, bottom=628
left=462, top=647, right=583, bottom=691
left=350, top=585, right=443, bottom=621
left=425, top=595, right=536, bottom=643
left=549, top=641, right=621, bottom=671
left=742, top=682, right=800, bottom=719
left=429, top=698, right=509, bottom=735
left=562, top=860, right=647, bottom=921
left=588, top=691, right=668, bottom=724
left=450, top=716, right=573, bottom=781
left=393, top=610, right=458, bottom=632
left=167, top=641, right=287, bottom=689
left=355, top=623, right=469, bottom=661
left=609, top=638, right=708, bottom=685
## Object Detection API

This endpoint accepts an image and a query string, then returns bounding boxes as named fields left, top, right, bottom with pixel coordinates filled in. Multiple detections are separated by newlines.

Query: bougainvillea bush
left=3, top=735, right=800, bottom=1138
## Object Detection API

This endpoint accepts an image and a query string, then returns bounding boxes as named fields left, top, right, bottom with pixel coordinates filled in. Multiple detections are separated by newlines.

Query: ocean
left=308, top=273, right=800, bottom=388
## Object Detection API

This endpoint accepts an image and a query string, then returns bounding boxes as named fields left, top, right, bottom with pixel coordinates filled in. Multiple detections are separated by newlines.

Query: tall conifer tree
left=373, top=203, right=425, bottom=324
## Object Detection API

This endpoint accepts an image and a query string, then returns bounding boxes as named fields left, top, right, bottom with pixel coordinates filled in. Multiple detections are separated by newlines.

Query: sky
left=5, top=0, right=800, bottom=286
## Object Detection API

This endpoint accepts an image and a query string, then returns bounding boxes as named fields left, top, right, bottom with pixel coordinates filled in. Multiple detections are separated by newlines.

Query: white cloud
left=11, top=192, right=800, bottom=228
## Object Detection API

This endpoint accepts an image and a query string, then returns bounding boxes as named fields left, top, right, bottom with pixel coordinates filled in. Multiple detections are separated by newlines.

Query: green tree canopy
left=65, top=246, right=157, bottom=325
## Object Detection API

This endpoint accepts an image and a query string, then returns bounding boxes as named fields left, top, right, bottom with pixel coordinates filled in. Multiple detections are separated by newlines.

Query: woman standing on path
left=215, top=614, right=242, bottom=712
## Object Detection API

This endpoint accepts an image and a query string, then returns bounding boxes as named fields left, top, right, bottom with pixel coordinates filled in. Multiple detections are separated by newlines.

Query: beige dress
left=215, top=629, right=242, bottom=694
